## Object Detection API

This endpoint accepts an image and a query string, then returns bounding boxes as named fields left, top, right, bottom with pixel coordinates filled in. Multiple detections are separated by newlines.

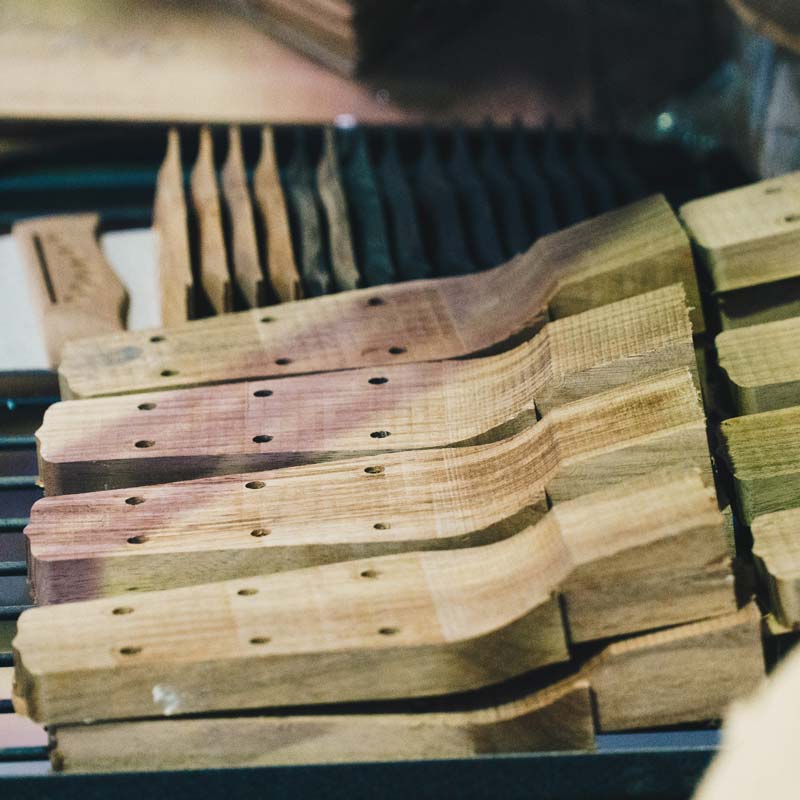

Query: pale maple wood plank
left=717, top=316, right=800, bottom=413
left=37, top=285, right=695, bottom=494
left=680, top=171, right=800, bottom=292
left=27, top=370, right=712, bottom=603
left=57, top=195, right=699, bottom=399
left=720, top=406, right=800, bottom=524
left=190, top=127, right=233, bottom=314
left=12, top=213, right=127, bottom=366
left=221, top=126, right=266, bottom=308
left=14, top=467, right=734, bottom=724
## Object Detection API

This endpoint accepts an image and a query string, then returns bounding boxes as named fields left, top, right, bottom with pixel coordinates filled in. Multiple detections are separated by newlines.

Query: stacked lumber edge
left=18, top=172, right=800, bottom=774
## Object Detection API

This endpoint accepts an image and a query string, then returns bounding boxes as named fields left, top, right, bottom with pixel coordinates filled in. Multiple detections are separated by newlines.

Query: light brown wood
left=190, top=126, right=233, bottom=314
left=152, top=128, right=193, bottom=327
left=317, top=127, right=360, bottom=291
left=12, top=213, right=127, bottom=366
left=37, top=285, right=695, bottom=494
left=26, top=370, right=713, bottom=602
left=46, top=604, right=764, bottom=773
left=13, top=467, right=734, bottom=724
left=751, top=508, right=800, bottom=628
left=680, top=172, right=800, bottom=292
left=253, top=126, right=303, bottom=303
left=58, top=195, right=700, bottom=399
left=720, top=406, right=800, bottom=524
left=716, top=316, right=800, bottom=414
left=221, top=126, right=265, bottom=308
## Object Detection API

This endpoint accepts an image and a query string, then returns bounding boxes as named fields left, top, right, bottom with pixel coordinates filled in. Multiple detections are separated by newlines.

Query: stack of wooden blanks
left=684, top=174, right=800, bottom=632
left=12, top=197, right=765, bottom=771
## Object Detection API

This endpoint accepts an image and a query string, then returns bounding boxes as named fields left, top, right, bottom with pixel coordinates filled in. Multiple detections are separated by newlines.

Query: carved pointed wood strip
left=253, top=127, right=303, bottom=303
left=27, top=370, right=712, bottom=602
left=48, top=605, right=762, bottom=773
left=220, top=126, right=265, bottom=309
left=680, top=171, right=800, bottom=292
left=751, top=508, right=800, bottom=627
left=190, top=126, right=233, bottom=314
left=153, top=128, right=193, bottom=327
left=57, top=196, right=698, bottom=399
left=12, top=213, right=128, bottom=365
left=37, top=285, right=695, bottom=494
left=13, top=467, right=733, bottom=725
left=720, top=406, right=800, bottom=524
left=317, top=127, right=360, bottom=292
left=716, top=316, right=800, bottom=414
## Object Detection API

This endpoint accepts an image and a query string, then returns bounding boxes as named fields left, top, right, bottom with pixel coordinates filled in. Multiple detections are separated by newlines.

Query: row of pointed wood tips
left=12, top=172, right=800, bottom=773
left=151, top=120, right=673, bottom=327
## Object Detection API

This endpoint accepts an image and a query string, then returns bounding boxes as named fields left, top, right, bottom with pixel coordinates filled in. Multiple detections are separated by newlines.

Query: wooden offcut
left=752, top=508, right=800, bottom=628
left=57, top=195, right=700, bottom=399
left=27, top=370, right=712, bottom=602
left=12, top=213, right=127, bottom=365
left=36, top=285, right=695, bottom=494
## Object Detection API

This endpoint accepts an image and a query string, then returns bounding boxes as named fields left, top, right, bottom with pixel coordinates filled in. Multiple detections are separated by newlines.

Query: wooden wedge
left=720, top=406, right=800, bottom=524
left=680, top=171, right=800, bottom=293
left=253, top=126, right=303, bottom=303
left=48, top=605, right=763, bottom=773
left=152, top=128, right=194, bottom=326
left=57, top=195, right=699, bottom=399
left=717, top=316, right=800, bottom=414
left=26, top=370, right=712, bottom=602
left=751, top=508, right=800, bottom=628
left=12, top=213, right=128, bottom=365
left=221, top=126, right=266, bottom=308
left=36, top=285, right=695, bottom=494
left=190, top=127, right=233, bottom=314
left=13, top=467, right=734, bottom=724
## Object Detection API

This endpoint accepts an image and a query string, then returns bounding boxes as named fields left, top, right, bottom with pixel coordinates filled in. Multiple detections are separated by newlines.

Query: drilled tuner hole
left=127, top=535, right=149, bottom=545
left=125, top=496, right=145, bottom=506
left=785, top=214, right=800, bottom=223
left=275, top=358, right=292, bottom=366
left=246, top=481, right=266, bottom=489
left=260, top=316, right=275, bottom=323
left=364, top=466, right=384, bottom=475
left=251, top=528, right=271, bottom=537
left=378, top=627, right=399, bottom=636
left=250, top=637, right=271, bottom=645
left=112, top=607, right=134, bottom=615
left=388, top=346, right=406, bottom=355
left=253, top=435, right=273, bottom=443
left=253, top=389, right=273, bottom=397
left=370, top=431, right=391, bottom=439
left=373, top=522, right=391, bottom=530
left=119, top=646, right=142, bottom=655
left=367, top=297, right=385, bottom=306
left=150, top=335, right=165, bottom=343
left=135, top=440, right=155, bottom=449
left=360, top=569, right=379, bottom=578
left=137, top=402, right=157, bottom=411
left=160, top=369, right=178, bottom=377
left=368, top=377, right=388, bottom=385
left=238, top=588, right=258, bottom=596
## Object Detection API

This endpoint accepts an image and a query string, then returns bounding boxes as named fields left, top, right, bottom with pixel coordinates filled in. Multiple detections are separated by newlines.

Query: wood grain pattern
left=26, top=370, right=713, bottom=602
left=37, top=285, right=695, bottom=494
left=12, top=213, right=127, bottom=366
left=221, top=126, right=265, bottom=308
left=680, top=172, right=800, bottom=292
left=253, top=126, right=303, bottom=303
left=57, top=195, right=699, bottom=399
left=13, top=467, right=734, bottom=724
left=317, top=127, right=360, bottom=292
left=190, top=126, right=233, bottom=314
left=751, top=508, right=800, bottom=628
left=720, top=406, right=800, bottom=524
left=717, top=316, right=800, bottom=413
left=152, top=128, right=193, bottom=327
left=48, top=604, right=764, bottom=773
